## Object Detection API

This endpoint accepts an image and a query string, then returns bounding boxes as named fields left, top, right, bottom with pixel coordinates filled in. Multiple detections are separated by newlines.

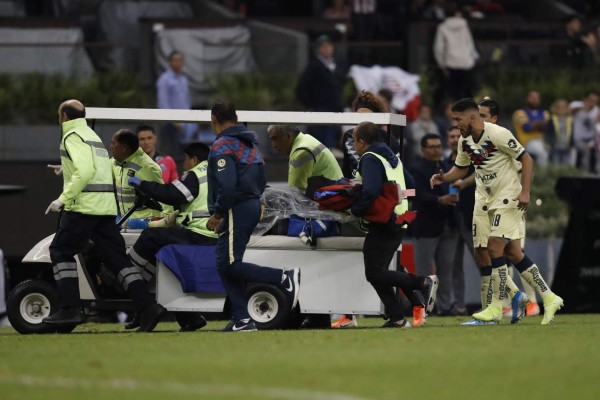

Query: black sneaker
left=381, top=319, right=411, bottom=329
left=124, top=314, right=140, bottom=330
left=137, top=303, right=167, bottom=332
left=422, top=275, right=439, bottom=314
left=43, top=308, right=86, bottom=326
left=222, top=318, right=257, bottom=332
left=282, top=268, right=301, bottom=309
left=221, top=320, right=236, bottom=332
left=175, top=312, right=207, bottom=332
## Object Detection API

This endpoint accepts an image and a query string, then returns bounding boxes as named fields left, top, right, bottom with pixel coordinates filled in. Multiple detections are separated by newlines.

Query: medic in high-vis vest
left=267, top=124, right=343, bottom=329
left=43, top=99, right=166, bottom=332
left=126, top=143, right=217, bottom=332
left=350, top=121, right=439, bottom=329
left=110, top=129, right=165, bottom=221
left=267, top=125, right=343, bottom=191
left=125, top=143, right=217, bottom=332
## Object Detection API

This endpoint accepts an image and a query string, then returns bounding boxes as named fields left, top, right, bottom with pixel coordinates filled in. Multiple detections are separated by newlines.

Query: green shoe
left=472, top=305, right=503, bottom=322
left=541, top=294, right=564, bottom=325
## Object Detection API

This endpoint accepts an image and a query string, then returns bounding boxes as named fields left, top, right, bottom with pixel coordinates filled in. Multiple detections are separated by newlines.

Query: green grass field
left=1, top=315, right=599, bottom=400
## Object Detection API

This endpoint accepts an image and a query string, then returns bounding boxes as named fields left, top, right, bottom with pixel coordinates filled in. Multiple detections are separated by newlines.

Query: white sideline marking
left=0, top=374, right=369, bottom=400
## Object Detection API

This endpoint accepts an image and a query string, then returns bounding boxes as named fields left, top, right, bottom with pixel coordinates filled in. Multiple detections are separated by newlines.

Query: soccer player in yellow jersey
left=431, top=98, right=563, bottom=325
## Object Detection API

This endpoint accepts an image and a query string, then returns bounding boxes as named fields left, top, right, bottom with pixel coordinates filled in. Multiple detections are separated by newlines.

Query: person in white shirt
left=433, top=3, right=478, bottom=101
left=570, top=91, right=600, bottom=173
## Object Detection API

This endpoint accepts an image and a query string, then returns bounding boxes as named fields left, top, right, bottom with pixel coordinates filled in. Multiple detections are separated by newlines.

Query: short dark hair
left=268, top=125, right=301, bottom=137
left=451, top=98, right=479, bottom=113
left=354, top=122, right=383, bottom=145
left=564, top=15, right=580, bottom=25
left=114, top=129, right=139, bottom=152
left=211, top=100, right=238, bottom=123
left=314, top=34, right=332, bottom=48
left=479, top=98, right=500, bottom=117
left=62, top=103, right=86, bottom=120
left=169, top=51, right=182, bottom=61
left=184, top=142, right=210, bottom=162
left=421, top=133, right=442, bottom=148
left=446, top=2, right=460, bottom=16
left=352, top=90, right=385, bottom=112
left=584, top=90, right=599, bottom=98
left=135, top=125, right=155, bottom=135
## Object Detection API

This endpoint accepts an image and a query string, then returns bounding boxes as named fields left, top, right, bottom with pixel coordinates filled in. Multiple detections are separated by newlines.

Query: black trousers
left=129, top=227, right=218, bottom=280
left=445, top=68, right=475, bottom=101
left=49, top=211, right=154, bottom=311
left=363, top=223, right=423, bottom=321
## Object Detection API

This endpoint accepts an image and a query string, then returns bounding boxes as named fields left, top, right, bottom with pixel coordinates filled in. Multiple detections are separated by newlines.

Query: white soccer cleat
left=541, top=294, right=564, bottom=325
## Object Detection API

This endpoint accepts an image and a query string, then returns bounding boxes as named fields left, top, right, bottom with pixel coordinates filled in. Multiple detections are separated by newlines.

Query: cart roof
left=86, top=108, right=406, bottom=127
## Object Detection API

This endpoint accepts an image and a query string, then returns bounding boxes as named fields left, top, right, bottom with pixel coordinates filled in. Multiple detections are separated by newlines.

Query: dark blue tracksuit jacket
left=207, top=125, right=266, bottom=218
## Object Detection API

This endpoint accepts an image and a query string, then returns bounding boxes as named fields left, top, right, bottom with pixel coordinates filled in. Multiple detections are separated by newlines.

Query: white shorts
left=473, top=206, right=525, bottom=248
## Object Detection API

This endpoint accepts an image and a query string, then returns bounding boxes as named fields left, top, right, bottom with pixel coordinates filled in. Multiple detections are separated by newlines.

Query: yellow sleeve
left=288, top=149, right=314, bottom=191
left=58, top=134, right=95, bottom=204
left=139, top=159, right=164, bottom=184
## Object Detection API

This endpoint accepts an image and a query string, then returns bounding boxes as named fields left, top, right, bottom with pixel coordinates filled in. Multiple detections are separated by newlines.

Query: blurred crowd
left=404, top=90, right=600, bottom=174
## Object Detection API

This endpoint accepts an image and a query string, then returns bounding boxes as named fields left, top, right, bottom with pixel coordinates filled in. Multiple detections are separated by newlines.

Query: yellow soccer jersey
left=455, top=121, right=526, bottom=209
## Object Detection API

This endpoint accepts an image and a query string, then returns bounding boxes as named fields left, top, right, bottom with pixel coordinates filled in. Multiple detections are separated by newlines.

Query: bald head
left=58, top=99, right=85, bottom=125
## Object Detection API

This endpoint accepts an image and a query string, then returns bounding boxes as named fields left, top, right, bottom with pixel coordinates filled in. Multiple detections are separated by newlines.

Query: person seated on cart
left=127, top=142, right=218, bottom=332
left=110, top=128, right=166, bottom=224
left=267, top=124, right=343, bottom=192
left=267, top=124, right=344, bottom=329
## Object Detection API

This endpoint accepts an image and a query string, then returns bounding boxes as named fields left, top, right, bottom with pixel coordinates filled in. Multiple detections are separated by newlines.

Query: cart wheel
left=7, top=279, right=76, bottom=334
left=246, top=283, right=294, bottom=330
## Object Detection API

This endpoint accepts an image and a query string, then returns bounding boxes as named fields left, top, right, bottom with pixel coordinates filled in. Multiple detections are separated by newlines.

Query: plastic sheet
left=253, top=186, right=357, bottom=236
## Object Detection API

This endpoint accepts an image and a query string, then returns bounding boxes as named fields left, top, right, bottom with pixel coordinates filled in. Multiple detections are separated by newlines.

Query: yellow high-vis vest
left=176, top=161, right=218, bottom=238
left=59, top=118, right=117, bottom=216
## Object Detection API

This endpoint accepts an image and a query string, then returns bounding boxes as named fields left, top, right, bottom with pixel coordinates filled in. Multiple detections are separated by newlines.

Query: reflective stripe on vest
left=117, top=161, right=142, bottom=171
left=84, top=140, right=105, bottom=149
left=112, top=148, right=163, bottom=219
left=173, top=179, right=194, bottom=202
left=82, top=183, right=113, bottom=192
left=191, top=210, right=211, bottom=218
left=59, top=119, right=117, bottom=216
left=117, top=194, right=137, bottom=204
left=290, top=143, right=327, bottom=168
left=176, top=161, right=217, bottom=238
left=288, top=133, right=343, bottom=189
